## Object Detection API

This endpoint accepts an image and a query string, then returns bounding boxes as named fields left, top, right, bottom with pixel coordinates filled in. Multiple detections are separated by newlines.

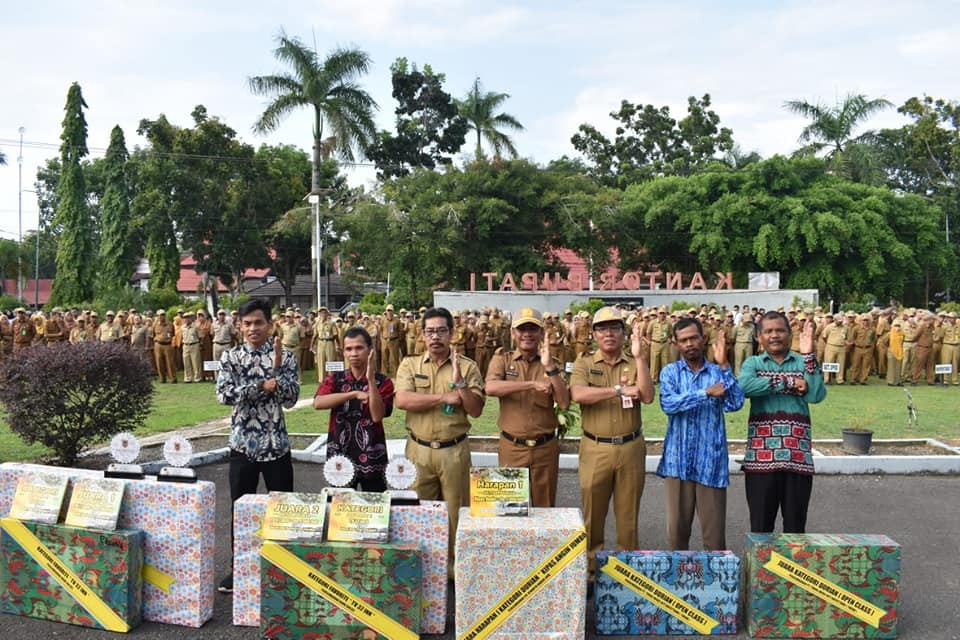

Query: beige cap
left=592, top=306, right=624, bottom=327
left=512, top=307, right=544, bottom=329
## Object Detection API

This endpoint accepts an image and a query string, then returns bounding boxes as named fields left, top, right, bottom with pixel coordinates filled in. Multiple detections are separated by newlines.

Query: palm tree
left=457, top=77, right=524, bottom=159
left=249, top=29, right=378, bottom=192
left=784, top=93, right=892, bottom=157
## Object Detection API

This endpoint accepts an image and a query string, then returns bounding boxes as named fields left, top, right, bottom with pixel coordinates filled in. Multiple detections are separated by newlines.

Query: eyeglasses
left=423, top=328, right=451, bottom=337
left=593, top=324, right=623, bottom=334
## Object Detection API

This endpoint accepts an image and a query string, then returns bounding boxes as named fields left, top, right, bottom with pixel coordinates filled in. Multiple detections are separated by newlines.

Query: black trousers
left=228, top=450, right=294, bottom=557
left=744, top=471, right=813, bottom=533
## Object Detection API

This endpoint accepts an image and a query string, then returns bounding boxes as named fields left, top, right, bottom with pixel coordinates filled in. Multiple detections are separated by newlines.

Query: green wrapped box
left=260, top=540, right=421, bottom=640
left=0, top=519, right=144, bottom=632
left=744, top=533, right=900, bottom=638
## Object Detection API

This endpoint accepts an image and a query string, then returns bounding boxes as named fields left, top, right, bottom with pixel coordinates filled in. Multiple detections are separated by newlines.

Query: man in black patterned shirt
left=215, top=298, right=300, bottom=593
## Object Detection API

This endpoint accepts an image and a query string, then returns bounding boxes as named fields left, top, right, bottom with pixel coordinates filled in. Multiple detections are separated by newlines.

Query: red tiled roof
left=2, top=279, right=52, bottom=305
left=550, top=247, right=623, bottom=284
left=176, top=255, right=271, bottom=293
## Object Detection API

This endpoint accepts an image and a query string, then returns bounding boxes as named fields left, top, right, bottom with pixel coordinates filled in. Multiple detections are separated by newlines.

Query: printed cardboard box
left=455, top=507, right=587, bottom=640
left=0, top=520, right=143, bottom=631
left=594, top=550, right=740, bottom=635
left=233, top=494, right=448, bottom=633
left=0, top=462, right=216, bottom=627
left=260, top=540, right=421, bottom=640
left=744, top=533, right=901, bottom=638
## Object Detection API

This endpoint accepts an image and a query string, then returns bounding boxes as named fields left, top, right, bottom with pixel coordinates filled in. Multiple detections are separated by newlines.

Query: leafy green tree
left=571, top=94, right=734, bottom=188
left=784, top=93, right=892, bottom=183
left=615, top=156, right=952, bottom=304
left=98, top=126, right=137, bottom=292
left=457, top=77, right=524, bottom=159
left=366, top=58, right=468, bottom=179
left=51, top=82, right=95, bottom=305
left=249, top=29, right=378, bottom=193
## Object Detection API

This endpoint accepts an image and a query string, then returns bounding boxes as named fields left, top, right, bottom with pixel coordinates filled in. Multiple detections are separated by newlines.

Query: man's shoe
left=218, top=572, right=233, bottom=594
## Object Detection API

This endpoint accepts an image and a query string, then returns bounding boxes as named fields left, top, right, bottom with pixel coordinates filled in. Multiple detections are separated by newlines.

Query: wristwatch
left=613, top=384, right=623, bottom=397
left=449, top=380, right=467, bottom=390
left=545, top=368, right=560, bottom=377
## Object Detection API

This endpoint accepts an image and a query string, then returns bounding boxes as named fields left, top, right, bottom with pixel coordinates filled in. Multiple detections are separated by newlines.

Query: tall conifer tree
left=98, top=126, right=134, bottom=291
left=51, top=82, right=94, bottom=304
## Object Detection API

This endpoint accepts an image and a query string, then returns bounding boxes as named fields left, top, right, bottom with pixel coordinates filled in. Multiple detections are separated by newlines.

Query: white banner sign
left=821, top=362, right=841, bottom=373
left=935, top=364, right=953, bottom=375
left=325, top=361, right=345, bottom=372
left=203, top=360, right=222, bottom=372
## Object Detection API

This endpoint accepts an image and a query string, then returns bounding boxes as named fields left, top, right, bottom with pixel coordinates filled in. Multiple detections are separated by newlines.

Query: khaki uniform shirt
left=99, top=320, right=123, bottom=342
left=486, top=350, right=560, bottom=438
left=153, top=320, right=174, bottom=344
left=280, top=322, right=301, bottom=348
left=380, top=316, right=403, bottom=344
left=395, top=352, right=484, bottom=441
left=735, top=323, right=755, bottom=344
left=12, top=318, right=35, bottom=345
left=181, top=323, right=200, bottom=346
left=646, top=319, right=671, bottom=343
left=570, top=351, right=642, bottom=437
left=825, top=324, right=847, bottom=347
left=212, top=319, right=234, bottom=344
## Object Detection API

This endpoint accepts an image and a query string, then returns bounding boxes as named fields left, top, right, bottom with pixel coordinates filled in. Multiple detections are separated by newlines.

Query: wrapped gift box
left=260, top=540, right=421, bottom=640
left=744, top=533, right=901, bottom=638
left=0, top=520, right=143, bottom=631
left=594, top=550, right=740, bottom=635
left=233, top=494, right=448, bottom=633
left=0, top=462, right=216, bottom=627
left=455, top=507, right=587, bottom=640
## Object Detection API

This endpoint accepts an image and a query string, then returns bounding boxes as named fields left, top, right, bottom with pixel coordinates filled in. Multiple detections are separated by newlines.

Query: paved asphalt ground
left=1, top=464, right=958, bottom=639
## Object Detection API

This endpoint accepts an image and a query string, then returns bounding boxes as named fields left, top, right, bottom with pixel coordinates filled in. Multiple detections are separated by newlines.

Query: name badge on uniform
left=621, top=396, right=634, bottom=409
left=414, top=373, right=429, bottom=380
left=590, top=369, right=603, bottom=376
left=505, top=369, right=519, bottom=377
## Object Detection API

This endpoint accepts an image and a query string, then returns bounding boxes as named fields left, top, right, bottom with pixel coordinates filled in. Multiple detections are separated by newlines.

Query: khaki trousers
left=315, top=340, right=337, bottom=379
left=851, top=346, right=872, bottom=383
left=579, top=436, right=646, bottom=577
left=498, top=437, right=559, bottom=507
left=381, top=340, right=402, bottom=377
left=182, top=343, right=202, bottom=382
left=405, top=437, right=471, bottom=576
left=886, top=352, right=902, bottom=386
left=734, top=342, right=753, bottom=376
left=649, top=342, right=669, bottom=382
left=663, top=478, right=727, bottom=551
left=154, top=343, right=176, bottom=382
left=901, top=342, right=916, bottom=383
left=942, top=344, right=960, bottom=384
left=824, top=344, right=846, bottom=383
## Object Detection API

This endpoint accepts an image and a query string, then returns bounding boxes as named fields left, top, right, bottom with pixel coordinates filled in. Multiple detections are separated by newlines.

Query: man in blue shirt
left=657, top=316, right=744, bottom=550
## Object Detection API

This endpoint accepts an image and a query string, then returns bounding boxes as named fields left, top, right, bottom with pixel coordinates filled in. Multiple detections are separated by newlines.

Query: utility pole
left=17, top=127, right=24, bottom=303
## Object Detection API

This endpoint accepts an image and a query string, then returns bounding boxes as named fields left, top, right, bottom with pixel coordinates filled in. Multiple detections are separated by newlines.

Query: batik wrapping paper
left=455, top=507, right=587, bottom=640
left=744, top=533, right=901, bottom=638
left=233, top=494, right=449, bottom=633
left=0, top=462, right=216, bottom=627
left=259, top=540, right=421, bottom=639
left=0, top=521, right=144, bottom=630
left=594, top=550, right=740, bottom=635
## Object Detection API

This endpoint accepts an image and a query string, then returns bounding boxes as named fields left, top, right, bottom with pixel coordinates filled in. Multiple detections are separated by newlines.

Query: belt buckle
left=525, top=439, right=538, bottom=447
left=430, top=440, right=441, bottom=449
left=611, top=435, right=625, bottom=444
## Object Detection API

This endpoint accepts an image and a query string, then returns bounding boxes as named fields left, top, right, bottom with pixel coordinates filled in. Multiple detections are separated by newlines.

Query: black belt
left=155, top=341, right=171, bottom=345
left=501, top=430, right=556, bottom=448
left=582, top=429, right=642, bottom=445
left=409, top=433, right=468, bottom=449
left=214, top=341, right=231, bottom=345
left=319, top=337, right=334, bottom=341
left=184, top=342, right=200, bottom=346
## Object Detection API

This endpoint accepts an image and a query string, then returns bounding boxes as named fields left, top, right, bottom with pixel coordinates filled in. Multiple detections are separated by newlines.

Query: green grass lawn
left=3, top=372, right=957, bottom=464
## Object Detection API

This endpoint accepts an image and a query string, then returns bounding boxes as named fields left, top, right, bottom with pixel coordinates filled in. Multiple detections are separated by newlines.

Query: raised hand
left=366, top=348, right=376, bottom=381
left=540, top=336, right=552, bottom=368
left=631, top=328, right=643, bottom=360
left=714, top=330, right=728, bottom=366
left=799, top=320, right=815, bottom=354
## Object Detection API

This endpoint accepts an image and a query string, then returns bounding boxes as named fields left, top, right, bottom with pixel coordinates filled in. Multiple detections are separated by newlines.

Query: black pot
left=841, top=428, right=873, bottom=455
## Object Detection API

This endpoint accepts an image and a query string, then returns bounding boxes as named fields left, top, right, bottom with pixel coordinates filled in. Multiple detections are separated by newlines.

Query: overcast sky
left=1, top=0, right=958, bottom=242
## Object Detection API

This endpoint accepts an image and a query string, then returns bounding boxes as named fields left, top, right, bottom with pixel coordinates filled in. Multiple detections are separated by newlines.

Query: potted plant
left=841, top=414, right=874, bottom=455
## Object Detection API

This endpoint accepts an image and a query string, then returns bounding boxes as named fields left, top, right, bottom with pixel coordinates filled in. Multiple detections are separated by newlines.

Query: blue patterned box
left=594, top=550, right=740, bottom=635
left=0, top=462, right=216, bottom=628
left=233, top=493, right=449, bottom=633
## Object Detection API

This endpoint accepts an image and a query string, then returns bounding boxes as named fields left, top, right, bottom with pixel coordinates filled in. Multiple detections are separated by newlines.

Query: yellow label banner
left=0, top=517, right=130, bottom=633
left=764, top=551, right=883, bottom=628
left=142, top=563, right=175, bottom=594
left=260, top=541, right=417, bottom=640
left=458, top=528, right=587, bottom=640
left=601, top=556, right=718, bottom=635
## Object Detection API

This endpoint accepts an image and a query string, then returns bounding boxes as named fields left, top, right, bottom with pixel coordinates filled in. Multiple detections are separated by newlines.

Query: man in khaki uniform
left=98, top=311, right=123, bottom=343
left=646, top=306, right=672, bottom=383
left=486, top=308, right=570, bottom=507
left=823, top=314, right=849, bottom=384
left=940, top=312, right=960, bottom=385
left=474, top=318, right=493, bottom=377
left=153, top=310, right=177, bottom=383
left=181, top=310, right=202, bottom=383
left=544, top=312, right=566, bottom=363
left=279, top=311, right=303, bottom=381
left=69, top=318, right=87, bottom=344
left=573, top=311, right=593, bottom=357
left=571, top=306, right=654, bottom=577
left=313, top=307, right=340, bottom=379
left=933, top=313, right=947, bottom=384
left=900, top=312, right=918, bottom=383
left=212, top=309, right=236, bottom=363
left=379, top=304, right=404, bottom=377
left=11, top=308, right=35, bottom=353
left=911, top=313, right=935, bottom=385
left=395, top=307, right=485, bottom=574
left=874, top=311, right=891, bottom=378
left=733, top=314, right=755, bottom=376
left=849, top=314, right=875, bottom=384
left=44, top=308, right=66, bottom=345
left=403, top=310, right=417, bottom=356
